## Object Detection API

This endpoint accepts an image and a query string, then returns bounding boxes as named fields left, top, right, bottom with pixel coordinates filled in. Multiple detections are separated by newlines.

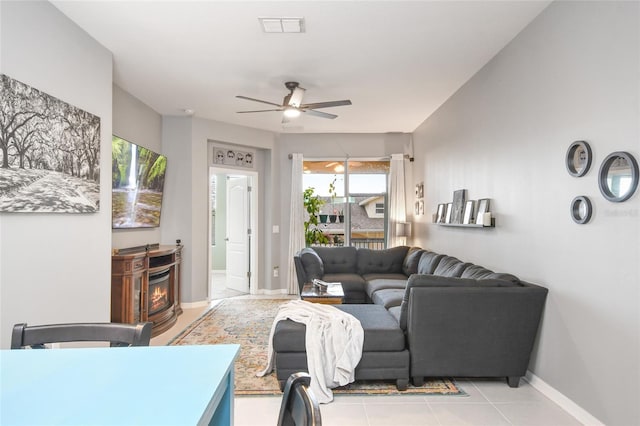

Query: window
left=303, top=159, right=389, bottom=249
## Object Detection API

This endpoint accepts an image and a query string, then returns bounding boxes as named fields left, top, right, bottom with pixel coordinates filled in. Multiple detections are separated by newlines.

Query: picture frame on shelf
left=436, top=204, right=445, bottom=223
left=475, top=198, right=491, bottom=225
left=463, top=200, right=475, bottom=224
left=451, top=189, right=467, bottom=224
left=444, top=203, right=453, bottom=223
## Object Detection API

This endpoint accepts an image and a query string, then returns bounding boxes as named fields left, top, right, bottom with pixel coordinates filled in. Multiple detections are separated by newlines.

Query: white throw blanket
left=257, top=300, right=364, bottom=403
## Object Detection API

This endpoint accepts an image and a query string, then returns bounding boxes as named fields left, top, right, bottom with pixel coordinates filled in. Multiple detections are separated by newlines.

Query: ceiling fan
left=236, top=82, right=352, bottom=122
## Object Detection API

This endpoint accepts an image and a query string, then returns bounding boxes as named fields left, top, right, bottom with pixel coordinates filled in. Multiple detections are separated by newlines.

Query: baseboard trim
left=180, top=300, right=209, bottom=309
left=525, top=371, right=604, bottom=426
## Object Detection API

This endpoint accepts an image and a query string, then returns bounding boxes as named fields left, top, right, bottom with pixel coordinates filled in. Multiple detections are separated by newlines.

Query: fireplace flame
left=150, top=285, right=168, bottom=312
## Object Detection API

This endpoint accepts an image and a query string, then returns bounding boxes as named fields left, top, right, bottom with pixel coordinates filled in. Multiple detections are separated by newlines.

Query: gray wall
left=411, top=2, right=639, bottom=425
left=0, top=1, right=113, bottom=348
left=112, top=84, right=163, bottom=249
left=161, top=117, right=278, bottom=301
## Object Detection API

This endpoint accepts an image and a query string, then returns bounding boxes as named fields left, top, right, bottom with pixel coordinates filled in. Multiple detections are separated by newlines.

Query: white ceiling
left=52, top=1, right=550, bottom=134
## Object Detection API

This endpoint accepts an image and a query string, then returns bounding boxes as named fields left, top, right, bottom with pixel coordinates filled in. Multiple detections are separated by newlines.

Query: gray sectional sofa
left=274, top=245, right=548, bottom=390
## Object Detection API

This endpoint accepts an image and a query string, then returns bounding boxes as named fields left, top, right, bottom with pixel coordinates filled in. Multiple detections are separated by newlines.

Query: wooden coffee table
left=301, top=282, right=344, bottom=305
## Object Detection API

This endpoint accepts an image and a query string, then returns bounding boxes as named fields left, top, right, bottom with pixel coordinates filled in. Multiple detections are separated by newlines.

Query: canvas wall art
left=0, top=74, right=101, bottom=213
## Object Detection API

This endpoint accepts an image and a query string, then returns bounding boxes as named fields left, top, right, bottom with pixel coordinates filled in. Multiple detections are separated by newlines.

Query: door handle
left=224, top=238, right=229, bottom=241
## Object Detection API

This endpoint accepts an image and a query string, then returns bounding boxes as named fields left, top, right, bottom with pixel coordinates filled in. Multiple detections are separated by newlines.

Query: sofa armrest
left=406, top=283, right=548, bottom=380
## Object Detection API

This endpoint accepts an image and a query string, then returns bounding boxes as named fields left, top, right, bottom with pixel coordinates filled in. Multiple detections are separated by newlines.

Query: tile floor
left=151, top=294, right=583, bottom=426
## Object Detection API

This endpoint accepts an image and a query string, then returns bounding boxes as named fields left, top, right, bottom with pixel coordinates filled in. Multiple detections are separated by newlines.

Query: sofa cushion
left=357, top=246, right=408, bottom=275
left=486, top=272, right=520, bottom=284
left=370, top=288, right=405, bottom=309
left=365, top=278, right=407, bottom=300
left=322, top=273, right=367, bottom=303
left=461, top=264, right=494, bottom=279
left=298, top=248, right=324, bottom=279
left=362, top=273, right=408, bottom=282
left=313, top=246, right=357, bottom=274
left=432, top=256, right=472, bottom=277
left=273, top=305, right=405, bottom=352
left=398, top=274, right=521, bottom=330
left=402, top=247, right=425, bottom=276
left=387, top=306, right=401, bottom=324
left=416, top=251, right=444, bottom=274
left=336, top=305, right=406, bottom=352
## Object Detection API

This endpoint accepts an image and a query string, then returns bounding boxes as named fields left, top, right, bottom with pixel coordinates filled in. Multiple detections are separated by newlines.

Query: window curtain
left=387, top=153, right=407, bottom=247
left=287, top=153, right=305, bottom=295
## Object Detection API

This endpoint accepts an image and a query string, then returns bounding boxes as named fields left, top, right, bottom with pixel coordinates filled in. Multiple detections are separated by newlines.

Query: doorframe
left=208, top=166, right=259, bottom=298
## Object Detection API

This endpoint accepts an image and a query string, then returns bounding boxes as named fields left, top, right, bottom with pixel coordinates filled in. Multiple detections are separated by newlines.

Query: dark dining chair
left=10, top=322, right=153, bottom=349
left=277, top=372, right=322, bottom=426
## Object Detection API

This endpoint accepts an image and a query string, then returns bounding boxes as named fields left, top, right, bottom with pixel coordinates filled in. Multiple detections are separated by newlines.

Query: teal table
left=1, top=344, right=239, bottom=425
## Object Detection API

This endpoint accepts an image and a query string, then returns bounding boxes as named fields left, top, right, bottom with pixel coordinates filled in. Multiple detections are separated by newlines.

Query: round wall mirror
left=566, top=141, right=592, bottom=177
left=598, top=151, right=639, bottom=202
left=570, top=196, right=592, bottom=224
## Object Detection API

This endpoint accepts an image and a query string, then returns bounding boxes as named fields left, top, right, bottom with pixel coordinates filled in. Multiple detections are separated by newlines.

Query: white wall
left=0, top=1, right=113, bottom=348
left=411, top=2, right=639, bottom=425
left=112, top=84, right=163, bottom=249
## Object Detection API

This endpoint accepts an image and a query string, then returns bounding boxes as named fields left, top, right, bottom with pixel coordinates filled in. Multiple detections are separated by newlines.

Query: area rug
left=169, top=298, right=465, bottom=397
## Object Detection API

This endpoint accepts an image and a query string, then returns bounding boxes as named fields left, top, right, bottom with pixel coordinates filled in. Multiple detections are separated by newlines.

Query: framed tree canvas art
left=0, top=74, right=101, bottom=213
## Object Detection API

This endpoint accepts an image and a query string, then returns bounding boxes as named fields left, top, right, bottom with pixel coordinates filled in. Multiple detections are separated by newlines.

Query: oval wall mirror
left=566, top=141, right=592, bottom=177
left=570, top=196, right=592, bottom=224
left=598, top=151, right=639, bottom=202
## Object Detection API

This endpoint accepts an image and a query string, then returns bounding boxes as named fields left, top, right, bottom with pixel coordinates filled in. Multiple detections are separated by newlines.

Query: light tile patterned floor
left=152, top=295, right=583, bottom=426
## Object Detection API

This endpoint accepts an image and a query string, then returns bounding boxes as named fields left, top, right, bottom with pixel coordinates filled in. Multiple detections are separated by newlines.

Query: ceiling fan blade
left=301, top=100, right=352, bottom=109
left=304, top=109, right=337, bottom=119
left=236, top=95, right=282, bottom=107
left=237, top=109, right=283, bottom=113
left=288, top=87, right=306, bottom=107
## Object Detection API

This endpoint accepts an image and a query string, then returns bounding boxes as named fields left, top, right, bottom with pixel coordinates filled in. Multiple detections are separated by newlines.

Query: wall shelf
left=435, top=218, right=495, bottom=228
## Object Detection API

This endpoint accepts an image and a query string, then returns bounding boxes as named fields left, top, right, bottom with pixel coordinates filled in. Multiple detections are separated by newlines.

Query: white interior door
left=226, top=176, right=250, bottom=293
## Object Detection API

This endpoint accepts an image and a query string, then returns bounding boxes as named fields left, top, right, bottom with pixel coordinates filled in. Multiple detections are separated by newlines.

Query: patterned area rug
left=169, top=298, right=464, bottom=396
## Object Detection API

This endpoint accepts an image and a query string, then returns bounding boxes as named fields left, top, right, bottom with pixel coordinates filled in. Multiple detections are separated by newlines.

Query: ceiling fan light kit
left=284, top=107, right=301, bottom=118
left=236, top=81, right=352, bottom=121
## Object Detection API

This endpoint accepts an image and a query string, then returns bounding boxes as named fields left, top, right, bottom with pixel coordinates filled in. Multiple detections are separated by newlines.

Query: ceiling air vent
left=259, top=17, right=305, bottom=33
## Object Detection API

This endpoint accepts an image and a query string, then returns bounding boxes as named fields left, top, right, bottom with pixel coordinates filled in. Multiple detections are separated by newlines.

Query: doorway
left=208, top=167, right=258, bottom=300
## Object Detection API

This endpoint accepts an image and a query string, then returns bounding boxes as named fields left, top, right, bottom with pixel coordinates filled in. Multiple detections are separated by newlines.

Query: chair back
left=11, top=322, right=153, bottom=349
left=277, top=372, right=322, bottom=426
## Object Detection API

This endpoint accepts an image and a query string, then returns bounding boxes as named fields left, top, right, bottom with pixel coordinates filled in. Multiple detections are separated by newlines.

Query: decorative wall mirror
left=570, top=196, right=592, bottom=224
left=566, top=140, right=592, bottom=177
left=598, top=151, right=639, bottom=202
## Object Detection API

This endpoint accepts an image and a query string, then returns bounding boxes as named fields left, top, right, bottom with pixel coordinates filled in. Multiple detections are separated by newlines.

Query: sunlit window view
left=303, top=160, right=390, bottom=249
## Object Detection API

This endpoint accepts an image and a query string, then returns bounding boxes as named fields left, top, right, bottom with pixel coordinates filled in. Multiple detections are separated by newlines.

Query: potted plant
left=338, top=209, right=345, bottom=223
left=328, top=177, right=338, bottom=223
left=303, top=187, right=329, bottom=246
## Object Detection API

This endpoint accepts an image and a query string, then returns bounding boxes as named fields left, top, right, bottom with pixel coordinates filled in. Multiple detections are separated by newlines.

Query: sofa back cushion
left=357, top=246, right=408, bottom=275
left=298, top=248, right=324, bottom=279
left=416, top=251, right=444, bottom=274
left=461, top=264, right=494, bottom=279
left=402, top=247, right=425, bottom=276
left=313, top=246, right=358, bottom=274
left=432, top=256, right=471, bottom=277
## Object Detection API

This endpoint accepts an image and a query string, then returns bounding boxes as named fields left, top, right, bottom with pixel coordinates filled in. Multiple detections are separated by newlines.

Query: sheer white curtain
left=287, top=153, right=305, bottom=295
left=387, top=153, right=407, bottom=247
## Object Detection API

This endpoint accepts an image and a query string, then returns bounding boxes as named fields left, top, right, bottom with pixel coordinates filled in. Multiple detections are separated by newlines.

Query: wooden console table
left=111, top=245, right=182, bottom=337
